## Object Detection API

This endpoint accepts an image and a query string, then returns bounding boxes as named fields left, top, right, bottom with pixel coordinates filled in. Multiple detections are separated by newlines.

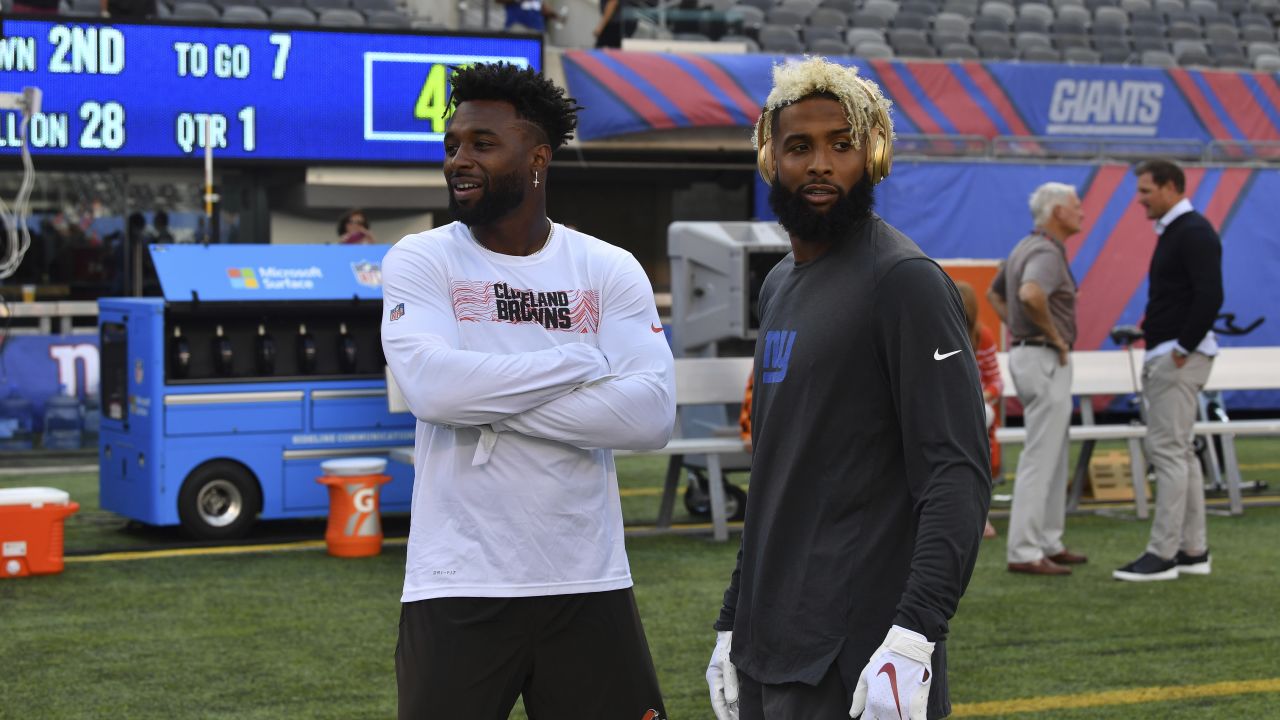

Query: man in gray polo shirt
left=988, top=182, right=1088, bottom=576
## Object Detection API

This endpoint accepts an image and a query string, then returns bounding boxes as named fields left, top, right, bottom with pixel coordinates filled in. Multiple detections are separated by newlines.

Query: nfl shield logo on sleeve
left=389, top=303, right=405, bottom=322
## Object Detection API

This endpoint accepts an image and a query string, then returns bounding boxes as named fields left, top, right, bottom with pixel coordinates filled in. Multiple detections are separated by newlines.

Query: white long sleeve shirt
left=381, top=221, right=675, bottom=602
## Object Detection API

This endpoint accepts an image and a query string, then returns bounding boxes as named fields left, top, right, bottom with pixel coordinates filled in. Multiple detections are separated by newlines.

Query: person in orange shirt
left=956, top=281, right=1002, bottom=539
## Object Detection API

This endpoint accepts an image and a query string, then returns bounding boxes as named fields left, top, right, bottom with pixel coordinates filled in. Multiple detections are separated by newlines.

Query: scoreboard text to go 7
left=0, top=18, right=541, bottom=163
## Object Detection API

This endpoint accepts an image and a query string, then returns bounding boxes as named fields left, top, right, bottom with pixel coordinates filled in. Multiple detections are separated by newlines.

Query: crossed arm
left=381, top=244, right=675, bottom=451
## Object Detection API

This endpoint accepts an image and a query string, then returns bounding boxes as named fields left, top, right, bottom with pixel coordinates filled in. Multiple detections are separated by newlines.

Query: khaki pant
left=1143, top=352, right=1213, bottom=559
left=1006, top=346, right=1073, bottom=564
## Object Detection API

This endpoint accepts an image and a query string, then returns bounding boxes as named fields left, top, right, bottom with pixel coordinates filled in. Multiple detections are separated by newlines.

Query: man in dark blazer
left=1114, top=159, right=1224, bottom=583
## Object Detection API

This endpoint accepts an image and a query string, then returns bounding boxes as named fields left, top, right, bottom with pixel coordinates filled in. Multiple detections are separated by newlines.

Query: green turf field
left=2, top=438, right=1279, bottom=718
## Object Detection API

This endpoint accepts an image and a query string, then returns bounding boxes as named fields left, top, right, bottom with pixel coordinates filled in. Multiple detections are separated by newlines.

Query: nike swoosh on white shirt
left=934, top=349, right=962, bottom=360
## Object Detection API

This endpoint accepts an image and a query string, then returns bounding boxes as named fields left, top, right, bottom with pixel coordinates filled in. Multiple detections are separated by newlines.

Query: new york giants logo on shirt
left=762, top=330, right=797, bottom=384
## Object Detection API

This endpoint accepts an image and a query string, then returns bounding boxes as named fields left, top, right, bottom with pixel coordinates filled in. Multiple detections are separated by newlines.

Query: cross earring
left=533, top=171, right=540, bottom=188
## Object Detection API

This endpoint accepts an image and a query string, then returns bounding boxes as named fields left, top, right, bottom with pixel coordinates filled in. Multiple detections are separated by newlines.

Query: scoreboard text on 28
left=0, top=18, right=541, bottom=163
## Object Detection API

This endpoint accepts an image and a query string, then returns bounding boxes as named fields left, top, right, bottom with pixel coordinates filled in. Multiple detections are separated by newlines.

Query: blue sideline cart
left=98, top=244, right=415, bottom=539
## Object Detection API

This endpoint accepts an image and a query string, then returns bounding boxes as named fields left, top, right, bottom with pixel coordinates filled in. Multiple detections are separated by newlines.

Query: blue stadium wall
left=754, top=160, right=1279, bottom=410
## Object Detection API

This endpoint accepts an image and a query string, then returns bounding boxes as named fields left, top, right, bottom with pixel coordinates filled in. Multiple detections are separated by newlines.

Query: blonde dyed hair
left=752, top=57, right=895, bottom=174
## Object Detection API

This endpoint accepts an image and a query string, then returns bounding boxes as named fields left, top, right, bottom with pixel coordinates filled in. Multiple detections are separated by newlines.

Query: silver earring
left=533, top=170, right=540, bottom=188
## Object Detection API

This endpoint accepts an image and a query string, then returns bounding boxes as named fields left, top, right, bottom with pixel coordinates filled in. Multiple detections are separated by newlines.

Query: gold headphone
left=755, top=82, right=894, bottom=187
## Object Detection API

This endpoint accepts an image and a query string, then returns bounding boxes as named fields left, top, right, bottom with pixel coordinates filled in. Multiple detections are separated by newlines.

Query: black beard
left=448, top=168, right=525, bottom=227
left=768, top=176, right=875, bottom=245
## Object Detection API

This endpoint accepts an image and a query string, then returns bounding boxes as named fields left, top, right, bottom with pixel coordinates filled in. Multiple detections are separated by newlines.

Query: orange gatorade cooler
left=0, top=487, right=80, bottom=578
left=317, top=458, right=391, bottom=558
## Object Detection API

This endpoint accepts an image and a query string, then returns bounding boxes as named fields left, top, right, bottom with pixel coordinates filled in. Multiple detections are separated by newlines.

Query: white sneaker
left=1175, top=549, right=1211, bottom=576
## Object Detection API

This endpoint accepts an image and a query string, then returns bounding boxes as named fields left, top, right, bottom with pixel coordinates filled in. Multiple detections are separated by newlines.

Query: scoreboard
left=0, top=18, right=541, bottom=163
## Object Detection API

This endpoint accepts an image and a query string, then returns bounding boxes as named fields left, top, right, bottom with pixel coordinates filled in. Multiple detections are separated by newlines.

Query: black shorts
left=395, top=588, right=666, bottom=720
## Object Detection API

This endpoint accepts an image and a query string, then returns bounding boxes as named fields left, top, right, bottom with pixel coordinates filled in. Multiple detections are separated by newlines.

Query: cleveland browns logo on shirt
left=451, top=280, right=600, bottom=333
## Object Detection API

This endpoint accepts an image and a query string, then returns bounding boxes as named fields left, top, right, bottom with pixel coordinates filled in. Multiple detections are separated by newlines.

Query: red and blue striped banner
left=562, top=50, right=1280, bottom=146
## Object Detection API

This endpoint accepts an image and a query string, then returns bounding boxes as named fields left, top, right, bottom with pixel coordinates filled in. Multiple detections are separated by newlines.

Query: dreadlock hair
left=449, top=63, right=582, bottom=152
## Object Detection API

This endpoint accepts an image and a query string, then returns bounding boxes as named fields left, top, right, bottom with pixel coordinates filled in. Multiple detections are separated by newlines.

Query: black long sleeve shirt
left=1142, top=211, right=1224, bottom=351
left=714, top=214, right=991, bottom=719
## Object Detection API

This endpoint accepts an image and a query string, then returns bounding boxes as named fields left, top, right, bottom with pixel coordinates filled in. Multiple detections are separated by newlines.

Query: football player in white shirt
left=382, top=62, right=674, bottom=720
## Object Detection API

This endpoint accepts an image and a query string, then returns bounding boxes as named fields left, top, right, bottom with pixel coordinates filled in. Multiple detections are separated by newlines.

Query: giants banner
left=0, top=335, right=99, bottom=433
left=562, top=50, right=1280, bottom=146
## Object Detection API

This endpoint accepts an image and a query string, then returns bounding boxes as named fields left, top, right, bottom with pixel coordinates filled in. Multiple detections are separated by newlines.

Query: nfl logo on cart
left=351, top=260, right=382, bottom=287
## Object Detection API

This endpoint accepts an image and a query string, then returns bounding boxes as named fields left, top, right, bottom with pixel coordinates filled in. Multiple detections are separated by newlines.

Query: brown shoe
left=1007, top=558, right=1072, bottom=575
left=1048, top=550, right=1088, bottom=565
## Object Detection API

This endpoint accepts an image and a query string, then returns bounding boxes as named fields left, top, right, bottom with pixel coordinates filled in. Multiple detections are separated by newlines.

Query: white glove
left=706, top=630, right=739, bottom=720
left=849, top=625, right=934, bottom=720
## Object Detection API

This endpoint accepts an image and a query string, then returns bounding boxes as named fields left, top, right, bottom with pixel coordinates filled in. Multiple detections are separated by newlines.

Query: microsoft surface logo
left=227, top=267, right=259, bottom=289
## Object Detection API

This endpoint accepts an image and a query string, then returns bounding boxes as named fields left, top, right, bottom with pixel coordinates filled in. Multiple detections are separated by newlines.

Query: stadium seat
left=1015, top=29, right=1053, bottom=48
left=895, top=11, right=932, bottom=28
left=1247, top=40, right=1280, bottom=59
left=1064, top=45, right=1102, bottom=61
left=855, top=39, right=897, bottom=56
left=1176, top=48, right=1213, bottom=65
left=934, top=11, right=973, bottom=35
left=318, top=6, right=363, bottom=23
left=365, top=8, right=409, bottom=25
left=221, top=3, right=268, bottom=20
left=1055, top=32, right=1092, bottom=48
left=737, top=0, right=772, bottom=12
left=1055, top=4, right=1091, bottom=23
left=1238, top=11, right=1272, bottom=29
left=1019, top=3, right=1054, bottom=25
left=942, top=40, right=982, bottom=56
left=1014, top=15, right=1051, bottom=32
left=847, top=26, right=888, bottom=45
left=270, top=5, right=315, bottom=21
left=905, top=0, right=941, bottom=15
left=979, top=0, right=1017, bottom=24
left=1167, top=22, right=1203, bottom=39
left=803, top=24, right=845, bottom=42
left=768, top=6, right=809, bottom=26
left=1129, top=20, right=1166, bottom=38
left=973, top=13, right=1011, bottom=31
left=1256, top=53, right=1280, bottom=71
left=1186, top=0, right=1216, bottom=18
left=1120, top=0, right=1152, bottom=10
left=943, top=0, right=981, bottom=14
left=352, top=0, right=397, bottom=10
left=730, top=4, right=767, bottom=33
left=172, top=1, right=220, bottom=19
left=308, top=0, right=347, bottom=9
left=809, top=6, right=849, bottom=26
left=820, top=0, right=858, bottom=15
left=975, top=29, right=1017, bottom=55
left=1241, top=25, right=1276, bottom=42
left=1133, top=35, right=1171, bottom=51
left=888, top=26, right=931, bottom=45
left=850, top=10, right=892, bottom=28
left=1094, top=5, right=1127, bottom=25
left=1099, top=43, right=1133, bottom=61
left=1053, top=15, right=1090, bottom=34
left=1153, top=0, right=1183, bottom=12
left=862, top=0, right=901, bottom=19
left=1214, top=51, right=1251, bottom=67
left=1020, top=44, right=1062, bottom=60
left=1218, top=0, right=1247, bottom=11
left=808, top=36, right=852, bottom=53
left=760, top=23, right=803, bottom=48
left=1205, top=24, right=1240, bottom=44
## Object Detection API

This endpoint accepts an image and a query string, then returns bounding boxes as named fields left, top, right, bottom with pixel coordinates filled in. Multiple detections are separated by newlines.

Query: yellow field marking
left=619, top=487, right=663, bottom=497
left=952, top=677, right=1280, bottom=717
left=66, top=537, right=408, bottom=564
